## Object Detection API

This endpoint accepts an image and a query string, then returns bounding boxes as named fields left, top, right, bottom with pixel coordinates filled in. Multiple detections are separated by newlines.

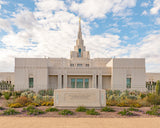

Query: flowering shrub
left=15, top=96, right=32, bottom=106
left=41, top=101, right=53, bottom=106
left=9, top=103, right=23, bottom=108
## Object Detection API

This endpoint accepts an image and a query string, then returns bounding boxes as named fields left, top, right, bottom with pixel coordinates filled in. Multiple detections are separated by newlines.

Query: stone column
left=92, top=74, right=96, bottom=88
left=58, top=74, right=62, bottom=89
left=63, top=74, right=67, bottom=88
left=98, top=74, right=102, bottom=89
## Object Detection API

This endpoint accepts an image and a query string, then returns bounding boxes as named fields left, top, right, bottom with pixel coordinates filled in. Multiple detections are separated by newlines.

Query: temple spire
left=78, top=17, right=82, bottom=39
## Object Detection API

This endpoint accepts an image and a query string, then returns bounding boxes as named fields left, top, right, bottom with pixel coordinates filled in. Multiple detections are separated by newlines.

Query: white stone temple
left=0, top=18, right=159, bottom=92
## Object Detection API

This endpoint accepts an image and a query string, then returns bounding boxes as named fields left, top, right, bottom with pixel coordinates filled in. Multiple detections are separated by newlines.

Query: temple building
left=0, top=19, right=159, bottom=92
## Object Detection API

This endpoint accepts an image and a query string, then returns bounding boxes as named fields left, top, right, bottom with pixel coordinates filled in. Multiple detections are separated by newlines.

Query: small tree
left=155, top=80, right=160, bottom=95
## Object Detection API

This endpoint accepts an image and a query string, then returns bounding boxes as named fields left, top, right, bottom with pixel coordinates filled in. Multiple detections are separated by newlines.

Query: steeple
left=70, top=17, right=90, bottom=59
left=78, top=17, right=82, bottom=39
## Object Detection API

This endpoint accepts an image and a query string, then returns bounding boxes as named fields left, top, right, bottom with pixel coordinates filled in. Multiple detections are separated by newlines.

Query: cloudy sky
left=0, top=0, right=160, bottom=72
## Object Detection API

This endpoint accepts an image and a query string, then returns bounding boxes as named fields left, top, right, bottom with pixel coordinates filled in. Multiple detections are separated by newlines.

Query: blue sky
left=0, top=0, right=160, bottom=72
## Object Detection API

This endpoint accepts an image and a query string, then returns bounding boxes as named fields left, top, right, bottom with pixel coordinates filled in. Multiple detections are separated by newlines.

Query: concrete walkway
left=0, top=117, right=160, bottom=128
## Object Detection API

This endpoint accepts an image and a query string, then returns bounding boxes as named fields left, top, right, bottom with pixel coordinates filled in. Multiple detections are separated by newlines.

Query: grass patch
left=45, top=107, right=59, bottom=112
left=127, top=107, right=139, bottom=112
left=59, top=109, right=73, bottom=115
left=76, top=106, right=88, bottom=112
left=101, top=106, right=115, bottom=112
left=86, top=109, right=100, bottom=115
left=118, top=109, right=134, bottom=116
left=3, top=108, right=20, bottom=115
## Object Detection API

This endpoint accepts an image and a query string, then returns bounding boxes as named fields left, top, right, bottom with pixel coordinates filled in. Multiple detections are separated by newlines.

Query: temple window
left=77, top=64, right=82, bottom=67
left=78, top=48, right=81, bottom=57
left=29, top=78, right=34, bottom=88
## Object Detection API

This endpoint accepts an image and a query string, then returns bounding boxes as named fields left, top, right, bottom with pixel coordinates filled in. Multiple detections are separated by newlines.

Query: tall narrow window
left=85, top=79, right=89, bottom=88
left=77, top=79, right=83, bottom=88
left=78, top=48, right=81, bottom=57
left=126, top=78, right=131, bottom=88
left=71, top=79, right=75, bottom=88
left=29, top=78, right=34, bottom=88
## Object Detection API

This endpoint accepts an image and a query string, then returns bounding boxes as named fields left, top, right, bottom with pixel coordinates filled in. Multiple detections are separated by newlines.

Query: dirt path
left=0, top=117, right=160, bottom=128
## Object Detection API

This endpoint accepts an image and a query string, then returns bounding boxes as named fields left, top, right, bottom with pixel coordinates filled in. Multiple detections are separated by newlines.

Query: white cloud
left=35, top=0, right=67, bottom=12
left=156, top=17, right=160, bottom=24
left=142, top=10, right=147, bottom=15
left=141, top=2, right=149, bottom=7
left=70, top=0, right=136, bottom=20
left=0, top=18, right=12, bottom=32
left=0, top=0, right=7, bottom=10
left=150, top=0, right=160, bottom=15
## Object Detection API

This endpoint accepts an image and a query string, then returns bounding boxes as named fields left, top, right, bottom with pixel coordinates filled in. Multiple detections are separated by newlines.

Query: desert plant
left=59, top=109, right=73, bottom=115
left=15, top=96, right=32, bottom=106
left=156, top=80, right=160, bottom=95
left=76, top=106, right=88, bottom=112
left=4, top=92, right=11, bottom=100
left=127, top=95, right=137, bottom=100
left=46, top=89, right=54, bottom=96
left=3, top=108, right=20, bottom=115
left=86, top=109, right=100, bottom=115
left=101, top=106, right=115, bottom=112
left=45, top=107, right=59, bottom=112
left=118, top=109, right=133, bottom=116
left=38, top=90, right=46, bottom=96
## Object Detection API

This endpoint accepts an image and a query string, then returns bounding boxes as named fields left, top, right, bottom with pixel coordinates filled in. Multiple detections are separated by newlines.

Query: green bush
left=46, top=89, right=54, bottom=96
left=23, top=105, right=45, bottom=115
left=4, top=92, right=11, bottom=100
left=127, top=107, right=139, bottom=112
left=101, top=106, right=115, bottom=112
left=0, top=106, right=4, bottom=110
left=127, top=95, right=137, bottom=100
left=46, top=107, right=59, bottom=112
left=156, top=80, right=160, bottom=95
left=38, top=90, right=46, bottom=96
left=76, top=106, right=88, bottom=112
left=59, top=109, right=73, bottom=115
left=118, top=109, right=133, bottom=116
left=86, top=109, right=100, bottom=115
left=3, top=108, right=20, bottom=115
left=0, top=92, right=2, bottom=97
left=147, top=94, right=160, bottom=105
left=146, top=106, right=160, bottom=115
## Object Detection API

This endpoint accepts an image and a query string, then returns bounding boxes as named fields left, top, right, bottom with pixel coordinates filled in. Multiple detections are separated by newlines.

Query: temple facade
left=0, top=19, right=157, bottom=92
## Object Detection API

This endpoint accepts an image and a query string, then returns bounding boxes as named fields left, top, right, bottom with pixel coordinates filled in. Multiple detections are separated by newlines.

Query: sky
left=0, top=0, right=160, bottom=72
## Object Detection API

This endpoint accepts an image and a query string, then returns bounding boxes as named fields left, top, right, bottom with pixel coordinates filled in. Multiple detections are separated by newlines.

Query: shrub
left=59, top=109, right=73, bottom=115
left=34, top=94, right=43, bottom=104
left=118, top=109, right=133, bottom=116
left=9, top=103, right=23, bottom=108
left=156, top=80, right=160, bottom=95
left=23, top=105, right=45, bottom=115
left=0, top=92, right=2, bottom=97
left=146, top=106, right=160, bottom=115
left=0, top=106, right=4, bottom=110
left=101, top=106, right=115, bottom=112
left=76, top=106, right=88, bottom=112
left=147, top=94, right=160, bottom=105
left=86, top=109, right=100, bottom=115
left=46, top=89, right=54, bottom=96
left=29, top=103, right=39, bottom=107
left=3, top=108, right=20, bottom=115
left=15, top=96, right=32, bottom=106
left=127, top=95, right=137, bottom=100
left=4, top=92, right=11, bottom=100
left=41, top=101, right=53, bottom=106
left=45, top=107, right=59, bottom=112
left=38, top=90, right=46, bottom=96
left=140, top=93, right=147, bottom=99
left=106, top=100, right=118, bottom=106
left=127, top=107, right=139, bottom=112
